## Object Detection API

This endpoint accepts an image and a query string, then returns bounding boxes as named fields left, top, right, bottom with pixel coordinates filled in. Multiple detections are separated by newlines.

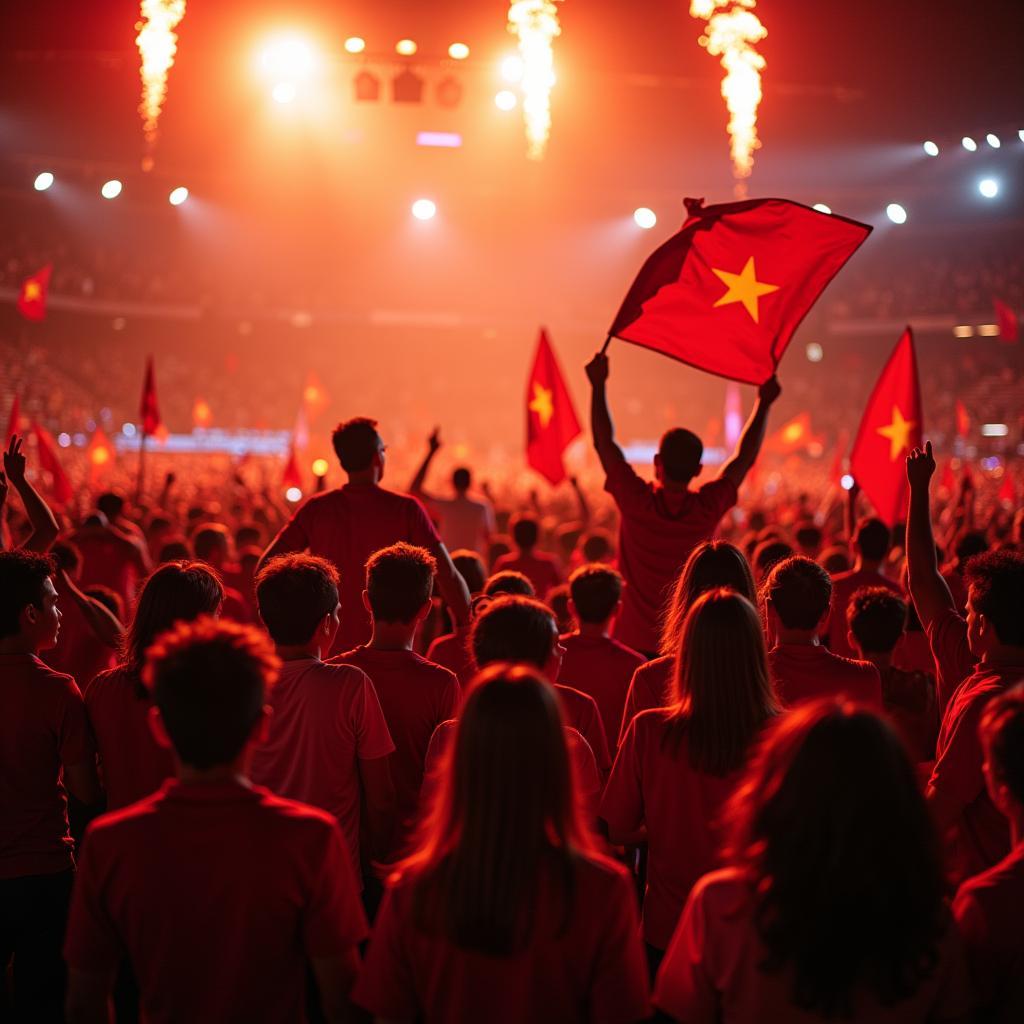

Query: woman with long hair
left=355, top=663, right=650, bottom=1023
left=601, top=589, right=779, bottom=969
left=654, top=701, right=971, bottom=1023
left=85, top=561, right=223, bottom=809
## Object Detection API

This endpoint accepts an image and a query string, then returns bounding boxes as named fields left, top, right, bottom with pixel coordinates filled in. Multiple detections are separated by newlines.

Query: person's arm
left=0, top=468, right=8, bottom=551
left=433, top=543, right=472, bottom=628
left=719, top=377, right=782, bottom=489
left=65, top=969, right=114, bottom=1024
left=3, top=435, right=60, bottom=552
left=58, top=569, right=124, bottom=650
left=408, top=428, right=441, bottom=499
left=156, top=471, right=175, bottom=512
left=585, top=352, right=627, bottom=473
left=843, top=479, right=860, bottom=551
left=311, top=951, right=363, bottom=1024
left=257, top=513, right=310, bottom=571
left=905, top=442, right=956, bottom=631
left=65, top=759, right=102, bottom=807
left=358, top=754, right=396, bottom=862
left=569, top=476, right=591, bottom=526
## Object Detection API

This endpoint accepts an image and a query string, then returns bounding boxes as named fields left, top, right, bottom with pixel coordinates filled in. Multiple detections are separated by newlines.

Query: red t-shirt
left=927, top=608, right=978, bottom=715
left=425, top=628, right=475, bottom=686
left=953, top=842, right=1024, bottom=1024
left=331, top=646, right=461, bottom=851
left=353, top=852, right=650, bottom=1023
left=604, top=457, right=738, bottom=654
left=879, top=664, right=938, bottom=763
left=0, top=653, right=94, bottom=879
left=249, top=658, right=395, bottom=877
left=826, top=567, right=903, bottom=658
left=70, top=528, right=145, bottom=612
left=619, top=655, right=674, bottom=745
left=893, top=629, right=938, bottom=682
left=654, top=867, right=972, bottom=1024
left=64, top=780, right=367, bottom=1024
left=768, top=643, right=883, bottom=709
left=600, top=709, right=740, bottom=949
left=491, top=550, right=564, bottom=599
left=558, top=633, right=645, bottom=752
left=85, top=664, right=176, bottom=811
left=555, top=683, right=612, bottom=774
left=265, top=483, right=442, bottom=655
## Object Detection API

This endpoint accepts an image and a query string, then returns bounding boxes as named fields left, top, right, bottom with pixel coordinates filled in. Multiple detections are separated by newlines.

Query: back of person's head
left=126, top=561, right=225, bottom=671
left=847, top=587, right=907, bottom=655
left=794, top=523, right=823, bottom=556
left=147, top=513, right=173, bottom=537
left=50, top=540, right=81, bottom=577
left=854, top=517, right=891, bottom=562
left=158, top=539, right=192, bottom=563
left=0, top=550, right=56, bottom=640
left=511, top=514, right=539, bottom=551
left=724, top=701, right=945, bottom=1017
left=819, top=545, right=851, bottom=575
left=763, top=556, right=832, bottom=631
left=580, top=528, right=613, bottom=563
left=85, top=585, right=123, bottom=621
left=96, top=490, right=125, bottom=521
left=193, top=523, right=231, bottom=564
left=545, top=583, right=573, bottom=634
left=331, top=416, right=380, bottom=473
left=471, top=595, right=557, bottom=671
left=235, top=523, right=263, bottom=550
left=451, top=549, right=486, bottom=596
left=981, top=684, right=1024, bottom=809
left=956, top=530, right=989, bottom=565
left=144, top=617, right=280, bottom=771
left=483, top=570, right=535, bottom=598
left=568, top=563, right=623, bottom=625
left=255, top=554, right=339, bottom=645
left=661, top=540, right=756, bottom=655
left=657, top=427, right=703, bottom=483
left=753, top=539, right=795, bottom=581
left=452, top=466, right=471, bottom=493
left=366, top=542, right=437, bottom=623
left=667, top=589, right=777, bottom=775
left=965, top=549, right=1024, bottom=647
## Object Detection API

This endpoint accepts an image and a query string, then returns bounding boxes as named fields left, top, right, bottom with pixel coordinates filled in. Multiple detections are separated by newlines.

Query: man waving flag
left=609, top=198, right=871, bottom=384
left=526, top=329, right=581, bottom=485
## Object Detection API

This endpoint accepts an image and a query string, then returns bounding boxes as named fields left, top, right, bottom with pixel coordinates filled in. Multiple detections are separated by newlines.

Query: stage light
left=259, top=37, right=317, bottom=79
left=344, top=36, right=365, bottom=54
left=34, top=171, right=54, bottom=191
left=396, top=39, right=417, bottom=56
left=417, top=131, right=462, bottom=148
left=978, top=178, right=999, bottom=199
left=633, top=207, right=657, bottom=229
left=58, top=432, right=71, bottom=448
left=501, top=55, right=525, bottom=83
left=840, top=474, right=855, bottom=491
left=101, top=179, right=123, bottom=199
left=312, top=458, right=329, bottom=476
left=805, top=342, right=823, bottom=362
left=885, top=203, right=907, bottom=224
left=411, top=198, right=437, bottom=221
left=961, top=136, right=977, bottom=151
left=285, top=486, right=303, bottom=502
left=986, top=133, right=1001, bottom=148
left=1019, top=129, right=1024, bottom=142
left=448, top=42, right=470, bottom=60
left=952, top=325, right=974, bottom=338
left=168, top=186, right=189, bottom=206
left=272, top=81, right=297, bottom=103
left=494, top=89, right=517, bottom=111
left=812, top=203, right=832, bottom=214
left=122, top=423, right=137, bottom=438
left=922, top=140, right=939, bottom=156
left=977, top=324, right=1000, bottom=337
left=982, top=423, right=1009, bottom=437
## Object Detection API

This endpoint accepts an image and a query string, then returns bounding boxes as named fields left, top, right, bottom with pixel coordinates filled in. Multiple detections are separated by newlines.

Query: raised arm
left=3, top=435, right=60, bottom=552
left=570, top=475, right=591, bottom=526
left=719, top=376, right=782, bottom=489
left=585, top=352, right=626, bottom=472
left=905, top=441, right=956, bottom=630
left=58, top=568, right=124, bottom=651
left=409, top=428, right=441, bottom=498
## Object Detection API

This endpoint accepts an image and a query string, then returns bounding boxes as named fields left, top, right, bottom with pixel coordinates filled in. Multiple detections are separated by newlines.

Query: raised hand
left=428, top=427, right=442, bottom=454
left=585, top=352, right=610, bottom=386
left=3, top=435, right=27, bottom=485
left=906, top=440, right=936, bottom=490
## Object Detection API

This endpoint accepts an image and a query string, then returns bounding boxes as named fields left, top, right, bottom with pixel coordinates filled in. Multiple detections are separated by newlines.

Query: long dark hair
left=406, top=664, right=595, bottom=954
left=663, top=589, right=779, bottom=775
left=724, top=701, right=946, bottom=1017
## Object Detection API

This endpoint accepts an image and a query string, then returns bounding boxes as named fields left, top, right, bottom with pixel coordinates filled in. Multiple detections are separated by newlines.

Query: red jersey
left=600, top=709, right=740, bottom=949
left=249, top=658, right=394, bottom=876
left=557, top=633, right=645, bottom=751
left=604, top=455, right=737, bottom=654
left=927, top=609, right=977, bottom=715
left=491, top=550, right=564, bottom=599
left=654, top=867, right=972, bottom=1024
left=353, top=852, right=650, bottom=1023
left=768, top=643, right=883, bottom=709
left=878, top=664, right=938, bottom=762
left=85, top=664, right=176, bottom=811
left=894, top=629, right=938, bottom=682
left=69, top=526, right=146, bottom=612
left=619, top=655, right=674, bottom=745
left=555, top=683, right=611, bottom=773
left=826, top=567, right=903, bottom=658
left=0, top=653, right=94, bottom=879
left=64, top=780, right=367, bottom=1024
left=426, top=628, right=474, bottom=686
left=265, top=483, right=441, bottom=654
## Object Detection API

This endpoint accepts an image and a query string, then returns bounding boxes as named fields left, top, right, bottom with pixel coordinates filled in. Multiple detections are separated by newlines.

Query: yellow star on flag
left=711, top=256, right=780, bottom=323
left=876, top=404, right=916, bottom=461
left=529, top=382, right=554, bottom=429
left=22, top=281, right=41, bottom=301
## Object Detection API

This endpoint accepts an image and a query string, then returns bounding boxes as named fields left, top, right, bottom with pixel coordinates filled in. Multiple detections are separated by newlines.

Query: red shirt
left=954, top=842, right=1024, bottom=1024
left=266, top=483, right=441, bottom=655
left=654, top=867, right=972, bottom=1024
left=70, top=527, right=146, bottom=612
left=768, top=643, right=883, bottom=709
left=331, top=646, right=460, bottom=850
left=555, top=683, right=612, bottom=774
left=64, top=780, right=367, bottom=1024
left=45, top=600, right=117, bottom=692
left=85, top=664, right=176, bottom=811
left=0, top=653, right=94, bottom=879
left=353, top=853, right=650, bottom=1023
left=927, top=608, right=978, bottom=715
left=491, top=550, right=564, bottom=599
left=604, top=457, right=737, bottom=654
left=425, top=628, right=474, bottom=686
left=558, top=633, right=645, bottom=751
left=600, top=709, right=740, bottom=949
left=249, top=658, right=395, bottom=876
left=879, top=664, right=938, bottom=763
left=619, top=655, right=674, bottom=745
left=826, top=567, right=903, bottom=658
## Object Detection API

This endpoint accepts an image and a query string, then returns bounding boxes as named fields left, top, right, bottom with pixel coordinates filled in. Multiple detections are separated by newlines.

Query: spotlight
left=500, top=55, right=524, bottom=83
left=168, top=186, right=189, bottom=206
left=922, top=140, right=939, bottom=156
left=812, top=203, right=832, bottom=214
left=272, top=81, right=298, bottom=104
left=633, top=207, right=657, bottom=229
left=986, top=133, right=1001, bottom=148
left=885, top=203, right=907, bottom=224
left=952, top=325, right=974, bottom=338
left=494, top=89, right=517, bottom=111
left=961, top=136, right=977, bottom=151
left=285, top=486, right=303, bottom=502
left=978, top=178, right=999, bottom=199
left=411, top=198, right=436, bottom=221
left=1019, top=129, right=1024, bottom=142
left=344, top=36, right=365, bottom=54
left=395, top=39, right=417, bottom=56
left=34, top=171, right=54, bottom=191
left=259, top=36, right=317, bottom=79
left=806, top=342, right=824, bottom=362
left=312, top=458, right=329, bottom=476
left=101, top=179, right=123, bottom=199
left=448, top=42, right=470, bottom=60
left=840, top=474, right=855, bottom=491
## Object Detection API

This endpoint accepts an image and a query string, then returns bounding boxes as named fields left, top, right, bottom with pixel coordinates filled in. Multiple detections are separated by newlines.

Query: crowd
left=1, top=346, right=1023, bottom=1024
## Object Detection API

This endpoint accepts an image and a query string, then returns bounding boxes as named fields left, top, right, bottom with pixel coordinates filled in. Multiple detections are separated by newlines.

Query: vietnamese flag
left=5, top=395, right=21, bottom=444
left=526, top=329, right=582, bottom=485
left=140, top=357, right=163, bottom=437
left=849, top=328, right=923, bottom=526
left=609, top=198, right=871, bottom=384
left=16, top=265, right=52, bottom=322
left=764, top=411, right=820, bottom=455
left=994, top=297, right=1019, bottom=343
left=32, top=423, right=74, bottom=506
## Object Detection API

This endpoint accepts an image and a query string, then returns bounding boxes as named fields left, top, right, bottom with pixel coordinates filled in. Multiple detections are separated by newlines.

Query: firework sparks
left=507, top=0, right=563, bottom=160
left=690, top=0, right=766, bottom=192
left=136, top=0, right=186, bottom=153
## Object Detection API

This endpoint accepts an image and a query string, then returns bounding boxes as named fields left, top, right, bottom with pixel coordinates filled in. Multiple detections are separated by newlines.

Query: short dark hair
left=658, top=427, right=703, bottom=482
left=255, top=554, right=339, bottom=645
left=366, top=543, right=437, bottom=623
left=854, top=518, right=891, bottom=562
left=451, top=549, right=486, bottom=595
left=483, top=570, right=535, bottom=598
left=764, top=556, right=833, bottom=631
left=51, top=541, right=81, bottom=575
left=452, top=467, right=471, bottom=491
left=847, top=587, right=907, bottom=654
left=569, top=563, right=623, bottom=624
left=981, top=684, right=1024, bottom=805
left=144, top=618, right=280, bottom=770
left=581, top=529, right=613, bottom=563
left=471, top=595, right=557, bottom=670
left=795, top=523, right=823, bottom=553
left=193, top=524, right=230, bottom=562
left=819, top=546, right=851, bottom=575
left=235, top=523, right=263, bottom=549
left=753, top=539, right=794, bottom=580
left=511, top=514, right=539, bottom=550
left=956, top=530, right=988, bottom=564
left=0, top=550, right=56, bottom=639
left=331, top=417, right=380, bottom=473
left=96, top=491, right=125, bottom=521
left=965, top=549, right=1024, bottom=647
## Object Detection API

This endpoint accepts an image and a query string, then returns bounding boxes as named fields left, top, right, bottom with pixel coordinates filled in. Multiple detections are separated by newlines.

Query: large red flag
left=609, top=198, right=871, bottom=384
left=140, top=357, right=163, bottom=436
left=5, top=395, right=20, bottom=444
left=994, top=298, right=1019, bottom=343
left=32, top=423, right=74, bottom=506
left=526, top=329, right=582, bottom=485
left=849, top=328, right=923, bottom=526
left=16, top=265, right=52, bottom=322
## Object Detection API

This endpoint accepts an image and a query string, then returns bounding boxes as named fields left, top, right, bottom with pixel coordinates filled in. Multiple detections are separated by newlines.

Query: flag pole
left=600, top=334, right=613, bottom=355
left=137, top=429, right=147, bottom=504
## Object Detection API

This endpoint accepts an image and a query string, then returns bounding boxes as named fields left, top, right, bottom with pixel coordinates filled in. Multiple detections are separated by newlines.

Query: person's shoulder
left=555, top=682, right=598, bottom=708
left=608, top=637, right=646, bottom=663
left=84, top=787, right=167, bottom=847
left=409, top=651, right=459, bottom=684
left=84, top=662, right=135, bottom=703
left=689, top=866, right=755, bottom=917
left=26, top=656, right=82, bottom=698
left=831, top=568, right=857, bottom=585
left=825, top=648, right=878, bottom=677
left=251, top=784, right=338, bottom=826
left=635, top=654, right=672, bottom=678
left=301, top=657, right=372, bottom=690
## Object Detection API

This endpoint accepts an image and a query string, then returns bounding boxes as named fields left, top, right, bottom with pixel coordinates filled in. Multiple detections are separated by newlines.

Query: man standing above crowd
left=585, top=351, right=781, bottom=656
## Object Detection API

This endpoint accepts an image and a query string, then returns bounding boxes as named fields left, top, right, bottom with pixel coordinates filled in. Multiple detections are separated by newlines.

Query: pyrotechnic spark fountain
left=135, top=0, right=186, bottom=161
left=690, top=0, right=766, bottom=195
left=507, top=0, right=563, bottom=160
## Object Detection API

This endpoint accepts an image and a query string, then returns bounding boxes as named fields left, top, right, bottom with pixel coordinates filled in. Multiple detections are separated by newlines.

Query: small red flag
left=32, top=423, right=74, bottom=506
left=5, top=395, right=21, bottom=444
left=140, top=357, right=163, bottom=437
left=16, top=265, right=52, bottom=322
left=282, top=445, right=303, bottom=490
left=998, top=470, right=1016, bottom=506
left=764, top=411, right=822, bottom=454
left=849, top=328, right=923, bottom=526
left=526, top=329, right=582, bottom=485
left=192, top=397, right=213, bottom=429
left=609, top=198, right=871, bottom=384
left=994, top=298, right=1019, bottom=343
left=955, top=400, right=970, bottom=439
